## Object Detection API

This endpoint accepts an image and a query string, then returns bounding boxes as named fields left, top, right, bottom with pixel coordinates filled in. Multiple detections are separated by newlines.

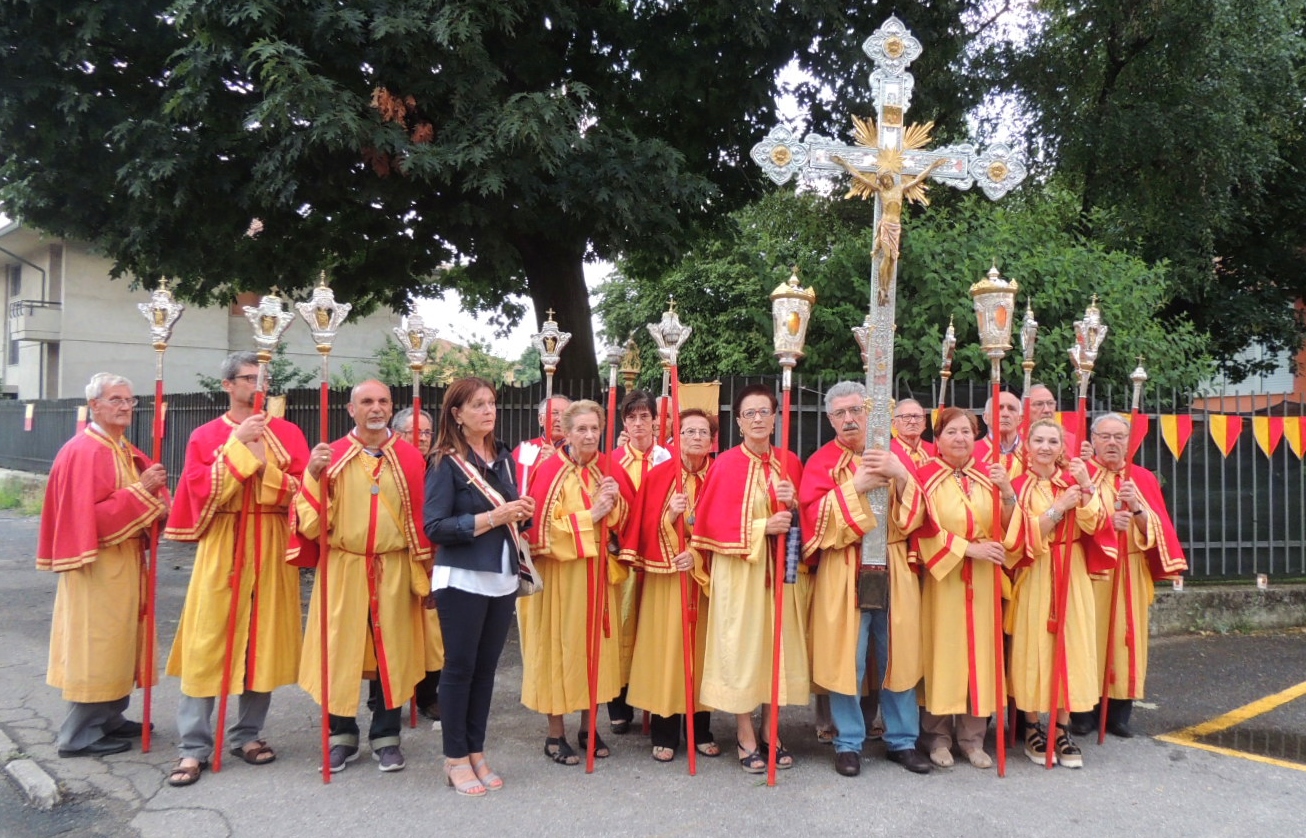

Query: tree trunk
left=516, top=234, right=600, bottom=384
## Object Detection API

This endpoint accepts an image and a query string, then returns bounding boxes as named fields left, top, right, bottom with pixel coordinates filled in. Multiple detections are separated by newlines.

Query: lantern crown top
left=647, top=296, right=692, bottom=367
left=243, top=294, right=295, bottom=355
left=1130, top=356, right=1149, bottom=386
left=969, top=264, right=1018, bottom=358
left=138, top=278, right=186, bottom=350
left=393, top=313, right=438, bottom=370
left=770, top=266, right=817, bottom=306
left=530, top=309, right=571, bottom=372
left=296, top=275, right=352, bottom=354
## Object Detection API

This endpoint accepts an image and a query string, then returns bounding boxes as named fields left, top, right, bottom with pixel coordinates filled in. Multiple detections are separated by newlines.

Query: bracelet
left=1002, top=494, right=1017, bottom=506
left=1132, top=508, right=1145, bottom=517
left=1046, top=507, right=1065, bottom=523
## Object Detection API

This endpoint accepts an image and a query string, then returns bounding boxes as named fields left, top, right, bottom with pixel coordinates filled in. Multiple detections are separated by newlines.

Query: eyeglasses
left=401, top=429, right=434, bottom=439
left=97, top=397, right=139, bottom=408
left=681, top=428, right=712, bottom=438
left=739, top=408, right=774, bottom=420
left=894, top=413, right=925, bottom=422
left=830, top=406, right=866, bottom=419
left=229, top=374, right=259, bottom=384
left=1029, top=400, right=1057, bottom=409
left=1093, top=432, right=1129, bottom=443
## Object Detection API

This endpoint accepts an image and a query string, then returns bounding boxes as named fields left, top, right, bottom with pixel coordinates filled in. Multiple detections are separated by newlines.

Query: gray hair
left=85, top=372, right=132, bottom=401
left=391, top=407, right=432, bottom=432
left=1091, top=412, right=1131, bottom=434
left=538, top=394, right=572, bottom=416
left=220, top=351, right=260, bottom=381
left=984, top=392, right=1022, bottom=418
left=894, top=397, right=923, bottom=416
left=824, top=380, right=866, bottom=413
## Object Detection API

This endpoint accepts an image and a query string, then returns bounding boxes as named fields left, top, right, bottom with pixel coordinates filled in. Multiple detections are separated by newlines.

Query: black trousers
left=329, top=680, right=401, bottom=744
left=435, top=585, right=516, bottom=759
left=649, top=711, right=714, bottom=750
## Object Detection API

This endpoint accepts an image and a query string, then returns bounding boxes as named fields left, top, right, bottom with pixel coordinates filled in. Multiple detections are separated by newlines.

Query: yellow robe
left=47, top=435, right=167, bottom=702
left=917, top=462, right=1021, bottom=716
left=296, top=454, right=427, bottom=716
left=1007, top=476, right=1104, bottom=713
left=626, top=470, right=710, bottom=717
left=166, top=432, right=303, bottom=696
left=695, top=464, right=810, bottom=714
left=519, top=463, right=629, bottom=715
left=615, top=443, right=660, bottom=687
left=1089, top=466, right=1161, bottom=699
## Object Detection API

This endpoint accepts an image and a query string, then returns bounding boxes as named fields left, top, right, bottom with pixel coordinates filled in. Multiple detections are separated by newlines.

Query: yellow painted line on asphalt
left=1156, top=679, right=1306, bottom=773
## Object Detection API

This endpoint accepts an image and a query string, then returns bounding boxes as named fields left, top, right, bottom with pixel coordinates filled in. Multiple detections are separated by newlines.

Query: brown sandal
left=166, top=758, right=206, bottom=787
left=230, top=739, right=276, bottom=765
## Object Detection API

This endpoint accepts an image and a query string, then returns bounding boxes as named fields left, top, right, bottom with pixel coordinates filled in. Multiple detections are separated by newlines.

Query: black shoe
left=886, top=748, right=933, bottom=774
left=834, top=750, right=861, bottom=777
left=1106, top=720, right=1134, bottom=739
left=59, top=738, right=131, bottom=758
left=1068, top=713, right=1097, bottom=737
left=107, top=720, right=152, bottom=738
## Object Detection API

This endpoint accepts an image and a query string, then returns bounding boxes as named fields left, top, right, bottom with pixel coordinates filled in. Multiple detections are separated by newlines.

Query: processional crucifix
left=751, top=15, right=1027, bottom=591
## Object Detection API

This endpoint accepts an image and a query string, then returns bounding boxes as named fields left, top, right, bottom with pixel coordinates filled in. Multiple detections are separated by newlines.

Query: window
left=8, top=339, right=17, bottom=367
left=5, top=264, right=18, bottom=298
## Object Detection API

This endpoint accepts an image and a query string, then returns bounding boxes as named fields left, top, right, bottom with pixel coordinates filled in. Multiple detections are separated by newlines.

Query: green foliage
left=513, top=345, right=542, bottom=386
left=371, top=335, right=519, bottom=387
left=0, top=477, right=44, bottom=516
left=195, top=344, right=317, bottom=394
left=986, top=0, right=1306, bottom=381
left=596, top=189, right=1213, bottom=397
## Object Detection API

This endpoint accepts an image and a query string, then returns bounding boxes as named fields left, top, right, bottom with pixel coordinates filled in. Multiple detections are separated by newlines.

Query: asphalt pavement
left=1, top=510, right=1303, bottom=838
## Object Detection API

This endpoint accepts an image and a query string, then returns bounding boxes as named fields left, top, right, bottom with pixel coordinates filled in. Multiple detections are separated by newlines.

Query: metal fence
left=3, top=375, right=1302, bottom=582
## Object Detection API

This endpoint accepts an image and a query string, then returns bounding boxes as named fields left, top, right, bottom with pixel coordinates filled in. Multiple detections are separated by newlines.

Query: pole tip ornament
left=1020, top=297, right=1038, bottom=367
left=770, top=267, right=816, bottom=370
left=393, top=314, right=439, bottom=373
left=138, top=279, right=185, bottom=351
left=939, top=315, right=957, bottom=380
left=969, top=264, right=1019, bottom=360
left=1068, top=296, right=1109, bottom=398
left=852, top=313, right=874, bottom=373
left=530, top=310, right=571, bottom=376
left=296, top=277, right=352, bottom=355
left=243, top=294, right=295, bottom=362
left=619, top=334, right=642, bottom=389
left=647, top=297, right=693, bottom=369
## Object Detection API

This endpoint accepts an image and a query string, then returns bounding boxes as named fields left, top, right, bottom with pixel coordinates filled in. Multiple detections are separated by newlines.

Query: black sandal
left=610, top=719, right=632, bottom=735
left=544, top=736, right=580, bottom=766
left=760, top=740, right=794, bottom=769
left=1055, top=724, right=1083, bottom=769
left=736, top=741, right=766, bottom=774
left=577, top=729, right=611, bottom=758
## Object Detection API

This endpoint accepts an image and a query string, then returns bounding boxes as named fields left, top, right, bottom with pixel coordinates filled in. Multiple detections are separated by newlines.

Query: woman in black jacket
left=424, top=376, right=535, bottom=796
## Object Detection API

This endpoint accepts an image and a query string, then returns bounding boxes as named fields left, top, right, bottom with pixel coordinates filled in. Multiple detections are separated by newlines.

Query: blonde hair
left=562, top=399, right=605, bottom=433
left=1027, top=418, right=1067, bottom=468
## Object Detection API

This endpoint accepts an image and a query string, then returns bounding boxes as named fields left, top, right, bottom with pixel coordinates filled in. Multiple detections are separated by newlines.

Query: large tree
left=986, top=0, right=1306, bottom=381
left=0, top=1, right=988, bottom=381
left=596, top=188, right=1213, bottom=403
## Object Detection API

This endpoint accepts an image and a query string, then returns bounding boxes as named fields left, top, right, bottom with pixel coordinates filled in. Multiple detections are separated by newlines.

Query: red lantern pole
left=298, top=278, right=351, bottom=781
left=137, top=281, right=184, bottom=754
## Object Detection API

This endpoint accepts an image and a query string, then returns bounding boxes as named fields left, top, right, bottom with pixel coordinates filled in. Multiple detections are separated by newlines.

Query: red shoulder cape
left=523, top=448, right=637, bottom=554
left=690, top=445, right=803, bottom=557
left=1010, top=468, right=1117, bottom=572
left=165, top=414, right=309, bottom=542
left=37, top=428, right=162, bottom=572
left=287, top=432, right=432, bottom=568
left=620, top=455, right=710, bottom=571
left=798, top=440, right=859, bottom=563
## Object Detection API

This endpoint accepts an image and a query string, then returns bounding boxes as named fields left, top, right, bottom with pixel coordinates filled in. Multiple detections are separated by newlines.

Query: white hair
left=86, top=372, right=132, bottom=401
left=538, top=394, right=572, bottom=417
left=824, top=380, right=866, bottom=413
left=1092, top=412, right=1131, bottom=433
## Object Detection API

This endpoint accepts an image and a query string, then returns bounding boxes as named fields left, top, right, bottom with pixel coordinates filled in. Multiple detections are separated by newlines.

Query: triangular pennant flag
left=931, top=407, right=940, bottom=430
left=1208, top=414, right=1243, bottom=458
left=1060, top=411, right=1083, bottom=443
left=1252, top=416, right=1284, bottom=458
left=1128, top=414, right=1151, bottom=458
left=1160, top=414, right=1194, bottom=460
left=1284, top=417, right=1306, bottom=459
left=76, top=405, right=88, bottom=434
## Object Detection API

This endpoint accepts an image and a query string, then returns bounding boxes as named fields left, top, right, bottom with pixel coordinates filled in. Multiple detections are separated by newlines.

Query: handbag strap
left=449, top=452, right=526, bottom=556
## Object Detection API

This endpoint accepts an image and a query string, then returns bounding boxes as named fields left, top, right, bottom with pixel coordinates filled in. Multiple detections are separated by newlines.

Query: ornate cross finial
left=545, top=308, right=556, bottom=321
left=296, top=275, right=352, bottom=355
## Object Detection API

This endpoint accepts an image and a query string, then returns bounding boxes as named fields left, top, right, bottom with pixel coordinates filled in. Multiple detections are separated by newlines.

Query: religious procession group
left=37, top=339, right=1187, bottom=795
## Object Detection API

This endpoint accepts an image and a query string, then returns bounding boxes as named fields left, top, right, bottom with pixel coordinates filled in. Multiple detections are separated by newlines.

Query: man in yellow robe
left=800, top=381, right=931, bottom=777
left=610, top=389, right=670, bottom=733
left=293, top=381, right=431, bottom=773
left=164, top=352, right=309, bottom=786
left=39, top=373, right=168, bottom=757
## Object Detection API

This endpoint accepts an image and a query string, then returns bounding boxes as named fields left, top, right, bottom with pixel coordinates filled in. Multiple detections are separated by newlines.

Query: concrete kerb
left=1152, top=585, right=1306, bottom=636
left=1, top=726, right=63, bottom=811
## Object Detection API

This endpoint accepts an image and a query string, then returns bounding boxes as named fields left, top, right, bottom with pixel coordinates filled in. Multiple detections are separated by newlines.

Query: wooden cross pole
left=752, top=12, right=1028, bottom=646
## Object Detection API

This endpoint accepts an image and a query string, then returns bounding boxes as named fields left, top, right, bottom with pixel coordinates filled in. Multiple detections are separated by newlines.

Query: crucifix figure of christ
left=750, top=14, right=1028, bottom=579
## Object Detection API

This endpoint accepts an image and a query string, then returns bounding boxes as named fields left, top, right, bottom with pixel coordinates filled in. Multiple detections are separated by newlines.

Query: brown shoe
left=834, top=750, right=861, bottom=777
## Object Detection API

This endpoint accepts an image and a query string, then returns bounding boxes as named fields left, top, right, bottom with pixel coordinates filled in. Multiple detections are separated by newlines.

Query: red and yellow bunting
left=1128, top=414, right=1151, bottom=456
left=1208, top=414, right=1243, bottom=458
left=1284, top=417, right=1306, bottom=459
left=1160, top=414, right=1194, bottom=460
left=1252, top=416, right=1284, bottom=458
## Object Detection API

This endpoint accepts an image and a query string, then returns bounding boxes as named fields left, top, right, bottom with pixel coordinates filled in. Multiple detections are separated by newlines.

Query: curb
left=0, top=729, right=62, bottom=811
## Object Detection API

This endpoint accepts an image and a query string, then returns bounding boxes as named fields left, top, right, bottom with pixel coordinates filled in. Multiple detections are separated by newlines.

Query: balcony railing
left=7, top=299, right=62, bottom=342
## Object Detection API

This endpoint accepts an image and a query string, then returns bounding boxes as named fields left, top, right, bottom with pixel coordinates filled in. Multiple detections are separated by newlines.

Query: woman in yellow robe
left=1008, top=419, right=1107, bottom=768
left=916, top=407, right=1020, bottom=770
left=689, top=384, right=807, bottom=774
left=520, top=400, right=631, bottom=765
left=624, top=409, right=718, bottom=762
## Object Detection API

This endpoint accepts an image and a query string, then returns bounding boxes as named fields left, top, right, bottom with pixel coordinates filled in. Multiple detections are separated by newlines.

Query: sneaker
left=374, top=745, right=406, bottom=772
left=323, top=744, right=359, bottom=773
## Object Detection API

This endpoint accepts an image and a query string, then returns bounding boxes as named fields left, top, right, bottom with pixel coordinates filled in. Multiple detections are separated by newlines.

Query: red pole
left=318, top=379, right=332, bottom=782
left=766, top=385, right=792, bottom=787
left=409, top=384, right=421, bottom=729
left=587, top=373, right=620, bottom=772
left=1098, top=401, right=1138, bottom=743
left=669, top=366, right=696, bottom=776
left=988, top=378, right=1007, bottom=778
left=1045, top=511, right=1075, bottom=769
left=215, top=383, right=266, bottom=772
left=142, top=376, right=164, bottom=753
